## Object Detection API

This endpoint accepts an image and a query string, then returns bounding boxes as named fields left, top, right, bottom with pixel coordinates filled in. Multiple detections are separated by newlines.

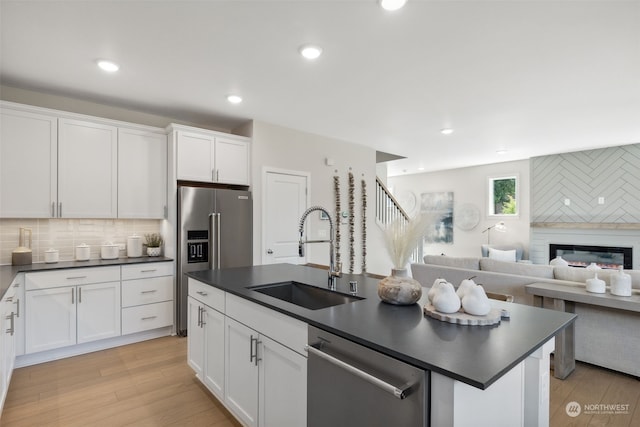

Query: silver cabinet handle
left=197, top=306, right=202, bottom=327
left=67, top=276, right=87, bottom=280
left=196, top=290, right=208, bottom=296
left=140, top=290, right=157, bottom=294
left=6, top=313, right=14, bottom=336
left=141, top=316, right=157, bottom=321
left=212, top=168, right=216, bottom=182
left=250, top=335, right=262, bottom=366
left=52, top=202, right=55, bottom=218
left=15, top=298, right=20, bottom=318
left=305, top=344, right=411, bottom=400
left=71, top=288, right=75, bottom=304
left=78, top=287, right=82, bottom=303
left=59, top=202, right=62, bottom=217
left=140, top=269, right=157, bottom=273
left=5, top=296, right=12, bottom=303
left=216, top=169, right=220, bottom=182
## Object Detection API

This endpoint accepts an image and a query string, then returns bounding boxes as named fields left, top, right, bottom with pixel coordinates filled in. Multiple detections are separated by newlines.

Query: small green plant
left=145, top=233, right=163, bottom=248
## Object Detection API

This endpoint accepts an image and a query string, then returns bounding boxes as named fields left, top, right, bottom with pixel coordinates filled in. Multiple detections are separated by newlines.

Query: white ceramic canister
left=586, top=272, right=606, bottom=294
left=44, top=248, right=59, bottom=263
left=75, top=243, right=90, bottom=261
left=101, top=242, right=119, bottom=260
left=610, top=267, right=632, bottom=297
left=127, top=235, right=142, bottom=258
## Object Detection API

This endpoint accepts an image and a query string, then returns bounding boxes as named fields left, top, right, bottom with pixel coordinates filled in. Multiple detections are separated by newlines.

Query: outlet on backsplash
left=0, top=218, right=162, bottom=265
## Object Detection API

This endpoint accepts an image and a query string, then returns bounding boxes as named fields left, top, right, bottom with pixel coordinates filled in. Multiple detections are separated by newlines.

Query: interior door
left=263, top=171, right=308, bottom=265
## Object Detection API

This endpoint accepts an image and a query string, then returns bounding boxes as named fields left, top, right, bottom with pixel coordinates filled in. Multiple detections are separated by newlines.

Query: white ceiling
left=1, top=1, right=639, bottom=177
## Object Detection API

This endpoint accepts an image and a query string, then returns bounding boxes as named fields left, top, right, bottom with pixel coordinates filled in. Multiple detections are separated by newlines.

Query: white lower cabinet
left=25, top=267, right=122, bottom=354
left=0, top=283, right=18, bottom=411
left=187, top=296, right=225, bottom=400
left=187, top=279, right=307, bottom=427
left=121, top=263, right=174, bottom=335
left=224, top=317, right=259, bottom=427
left=25, top=281, right=121, bottom=353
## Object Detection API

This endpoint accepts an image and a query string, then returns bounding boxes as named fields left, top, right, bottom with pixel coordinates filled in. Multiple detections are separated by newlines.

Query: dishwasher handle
left=306, top=344, right=410, bottom=400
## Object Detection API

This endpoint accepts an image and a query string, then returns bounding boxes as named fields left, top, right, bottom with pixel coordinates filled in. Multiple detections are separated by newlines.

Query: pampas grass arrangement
left=383, top=214, right=434, bottom=269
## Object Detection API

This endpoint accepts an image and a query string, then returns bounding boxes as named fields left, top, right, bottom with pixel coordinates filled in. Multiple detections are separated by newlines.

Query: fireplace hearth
left=549, top=244, right=632, bottom=269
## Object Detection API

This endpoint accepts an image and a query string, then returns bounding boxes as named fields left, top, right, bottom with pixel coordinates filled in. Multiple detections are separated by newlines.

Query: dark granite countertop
left=0, top=257, right=173, bottom=298
left=188, top=263, right=576, bottom=390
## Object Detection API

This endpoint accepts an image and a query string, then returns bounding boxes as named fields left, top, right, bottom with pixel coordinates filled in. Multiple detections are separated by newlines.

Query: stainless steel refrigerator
left=176, top=185, right=252, bottom=336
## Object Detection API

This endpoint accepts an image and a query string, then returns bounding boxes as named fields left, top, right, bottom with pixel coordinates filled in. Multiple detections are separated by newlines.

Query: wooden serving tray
left=423, top=304, right=502, bottom=326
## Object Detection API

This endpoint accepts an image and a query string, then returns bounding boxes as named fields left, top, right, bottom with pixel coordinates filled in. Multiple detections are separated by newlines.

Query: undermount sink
left=248, top=281, right=364, bottom=310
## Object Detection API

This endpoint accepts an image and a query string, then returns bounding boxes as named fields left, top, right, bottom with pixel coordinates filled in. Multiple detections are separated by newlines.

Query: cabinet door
left=76, top=281, right=121, bottom=344
left=215, top=137, right=249, bottom=185
left=25, top=287, right=76, bottom=353
left=176, top=131, right=215, bottom=182
left=0, top=289, right=17, bottom=410
left=259, top=335, right=307, bottom=427
left=225, top=317, right=259, bottom=427
left=0, top=108, right=57, bottom=218
left=187, top=297, right=204, bottom=378
left=203, top=306, right=225, bottom=400
left=118, top=128, right=167, bottom=218
left=58, top=118, right=118, bottom=218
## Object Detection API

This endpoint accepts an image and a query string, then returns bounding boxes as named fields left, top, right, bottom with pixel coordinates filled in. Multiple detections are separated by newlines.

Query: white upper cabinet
left=58, top=118, right=118, bottom=218
left=174, top=126, right=250, bottom=186
left=176, top=130, right=216, bottom=182
left=215, top=136, right=250, bottom=185
left=118, top=128, right=167, bottom=218
left=0, top=108, right=57, bottom=218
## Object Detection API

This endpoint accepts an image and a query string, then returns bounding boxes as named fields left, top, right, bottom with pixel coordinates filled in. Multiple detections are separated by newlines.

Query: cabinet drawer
left=122, top=276, right=173, bottom=307
left=122, top=301, right=173, bottom=335
left=121, top=262, right=173, bottom=280
left=188, top=278, right=224, bottom=313
left=226, top=293, right=307, bottom=356
left=26, top=266, right=120, bottom=290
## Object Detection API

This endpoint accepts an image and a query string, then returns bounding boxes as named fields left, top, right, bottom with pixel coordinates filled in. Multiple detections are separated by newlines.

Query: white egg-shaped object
left=428, top=278, right=448, bottom=303
left=461, top=285, right=492, bottom=316
left=456, top=278, right=476, bottom=299
left=432, top=282, right=461, bottom=314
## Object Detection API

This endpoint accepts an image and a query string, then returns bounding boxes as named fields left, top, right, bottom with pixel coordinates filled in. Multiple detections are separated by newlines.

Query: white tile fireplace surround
left=530, top=226, right=640, bottom=270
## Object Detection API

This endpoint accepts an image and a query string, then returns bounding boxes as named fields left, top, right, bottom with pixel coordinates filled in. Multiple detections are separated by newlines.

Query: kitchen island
left=188, top=263, right=576, bottom=427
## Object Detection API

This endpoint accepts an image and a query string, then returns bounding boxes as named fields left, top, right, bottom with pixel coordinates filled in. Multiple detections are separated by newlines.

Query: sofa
left=411, top=255, right=640, bottom=377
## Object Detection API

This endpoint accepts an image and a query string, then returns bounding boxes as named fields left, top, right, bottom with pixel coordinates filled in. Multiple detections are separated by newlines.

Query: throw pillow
left=488, top=248, right=517, bottom=262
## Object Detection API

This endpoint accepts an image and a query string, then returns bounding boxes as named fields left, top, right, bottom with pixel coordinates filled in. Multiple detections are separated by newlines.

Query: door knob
left=267, top=249, right=273, bottom=254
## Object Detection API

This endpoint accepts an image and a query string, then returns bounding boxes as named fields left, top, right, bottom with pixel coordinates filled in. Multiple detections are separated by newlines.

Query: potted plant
left=145, top=233, right=163, bottom=257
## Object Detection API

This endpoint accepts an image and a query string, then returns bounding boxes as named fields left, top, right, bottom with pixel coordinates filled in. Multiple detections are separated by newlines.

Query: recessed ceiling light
left=418, top=167, right=425, bottom=171
left=379, top=0, right=407, bottom=11
left=227, top=95, right=243, bottom=104
left=440, top=128, right=454, bottom=135
left=299, top=45, right=323, bottom=60
left=97, top=60, right=119, bottom=72
left=496, top=150, right=508, bottom=155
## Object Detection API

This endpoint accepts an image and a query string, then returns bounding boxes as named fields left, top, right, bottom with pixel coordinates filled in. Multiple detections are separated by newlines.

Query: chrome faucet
left=298, top=206, right=342, bottom=289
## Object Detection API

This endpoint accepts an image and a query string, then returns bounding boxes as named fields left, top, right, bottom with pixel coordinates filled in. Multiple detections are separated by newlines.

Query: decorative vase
left=147, top=247, right=161, bottom=257
left=378, top=268, right=422, bottom=305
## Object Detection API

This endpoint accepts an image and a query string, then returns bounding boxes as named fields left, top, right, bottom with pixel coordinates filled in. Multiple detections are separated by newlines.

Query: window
left=488, top=175, right=518, bottom=216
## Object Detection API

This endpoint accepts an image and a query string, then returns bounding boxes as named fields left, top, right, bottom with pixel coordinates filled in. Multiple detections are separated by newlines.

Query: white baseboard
left=15, top=327, right=174, bottom=368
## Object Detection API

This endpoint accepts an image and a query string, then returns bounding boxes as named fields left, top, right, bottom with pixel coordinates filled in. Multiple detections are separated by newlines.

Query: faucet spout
left=298, top=206, right=341, bottom=289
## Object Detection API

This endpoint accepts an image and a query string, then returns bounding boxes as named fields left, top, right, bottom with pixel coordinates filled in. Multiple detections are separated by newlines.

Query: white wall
left=388, top=159, right=531, bottom=259
left=250, top=121, right=391, bottom=276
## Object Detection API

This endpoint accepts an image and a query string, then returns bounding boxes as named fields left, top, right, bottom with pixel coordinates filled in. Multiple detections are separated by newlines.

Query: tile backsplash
left=0, top=218, right=163, bottom=265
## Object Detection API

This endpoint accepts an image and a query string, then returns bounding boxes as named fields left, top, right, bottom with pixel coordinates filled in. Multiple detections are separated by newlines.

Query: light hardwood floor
left=2, top=336, right=638, bottom=426
left=1, top=336, right=241, bottom=427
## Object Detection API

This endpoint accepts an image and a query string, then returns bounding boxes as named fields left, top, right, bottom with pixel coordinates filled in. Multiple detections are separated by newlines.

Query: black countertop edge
left=0, top=257, right=173, bottom=298
left=186, top=264, right=577, bottom=390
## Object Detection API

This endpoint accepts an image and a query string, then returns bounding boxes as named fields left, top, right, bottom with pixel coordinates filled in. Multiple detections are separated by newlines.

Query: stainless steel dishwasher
left=307, top=325, right=429, bottom=427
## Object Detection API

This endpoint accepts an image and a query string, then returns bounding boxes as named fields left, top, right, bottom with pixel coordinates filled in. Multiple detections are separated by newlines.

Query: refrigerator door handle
left=209, top=213, right=216, bottom=269
left=216, top=213, right=221, bottom=269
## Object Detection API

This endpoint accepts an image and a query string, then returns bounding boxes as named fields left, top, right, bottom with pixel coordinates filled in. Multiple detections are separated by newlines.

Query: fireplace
left=549, top=244, right=632, bottom=269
